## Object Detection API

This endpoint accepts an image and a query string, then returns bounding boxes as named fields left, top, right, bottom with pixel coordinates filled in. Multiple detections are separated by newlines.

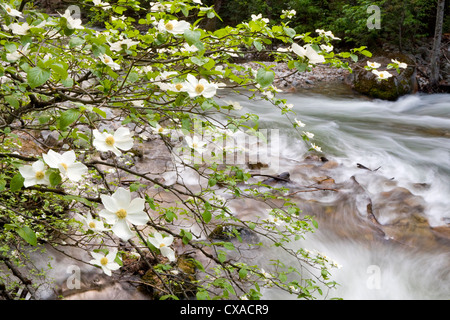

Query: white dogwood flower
left=42, top=149, right=88, bottom=182
left=251, top=14, right=269, bottom=23
left=99, top=53, right=121, bottom=70
left=372, top=70, right=393, bottom=80
left=99, top=187, right=149, bottom=241
left=151, top=123, right=170, bottom=135
left=90, top=248, right=121, bottom=276
left=294, top=118, right=306, bottom=127
left=185, top=135, right=207, bottom=153
left=303, top=131, right=314, bottom=139
left=311, top=143, right=322, bottom=152
left=148, top=232, right=176, bottom=262
left=367, top=61, right=381, bottom=69
left=291, top=43, right=325, bottom=64
left=316, top=29, right=340, bottom=40
left=320, top=44, right=333, bottom=52
left=157, top=19, right=191, bottom=35
left=2, top=4, right=23, bottom=18
left=109, top=38, right=140, bottom=52
left=184, top=74, right=218, bottom=98
left=19, top=160, right=51, bottom=187
left=391, top=59, right=407, bottom=69
left=6, top=43, right=30, bottom=62
left=59, top=9, right=84, bottom=29
left=93, top=127, right=134, bottom=156
left=92, top=0, right=112, bottom=10
left=8, top=22, right=31, bottom=35
left=79, top=212, right=108, bottom=233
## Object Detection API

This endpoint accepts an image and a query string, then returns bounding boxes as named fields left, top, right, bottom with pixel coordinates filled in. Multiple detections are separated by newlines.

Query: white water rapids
left=218, top=84, right=450, bottom=300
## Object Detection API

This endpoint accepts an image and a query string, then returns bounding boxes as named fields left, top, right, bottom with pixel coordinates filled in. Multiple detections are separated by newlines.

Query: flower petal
left=98, top=209, right=117, bottom=224
left=126, top=210, right=149, bottom=226
left=43, top=149, right=61, bottom=168
left=160, top=247, right=175, bottom=262
left=100, top=194, right=118, bottom=213
left=66, top=163, right=88, bottom=181
left=112, top=187, right=131, bottom=209
left=112, top=219, right=134, bottom=241
left=19, top=165, right=35, bottom=179
left=61, top=150, right=76, bottom=164
left=127, top=198, right=145, bottom=214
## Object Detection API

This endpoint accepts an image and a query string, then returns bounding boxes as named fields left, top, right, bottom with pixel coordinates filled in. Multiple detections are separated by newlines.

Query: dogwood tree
left=0, top=0, right=365, bottom=300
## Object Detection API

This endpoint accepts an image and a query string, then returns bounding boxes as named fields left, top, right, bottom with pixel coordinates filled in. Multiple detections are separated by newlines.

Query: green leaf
left=61, top=77, right=74, bottom=87
left=50, top=62, right=68, bottom=80
left=184, top=29, right=201, bottom=45
left=294, top=61, right=308, bottom=73
left=253, top=40, right=263, bottom=51
left=10, top=173, right=24, bottom=192
left=361, top=50, right=372, bottom=57
left=27, top=67, right=51, bottom=88
left=59, top=108, right=80, bottom=130
left=69, top=37, right=84, bottom=48
left=256, top=68, right=274, bottom=88
left=283, top=26, right=296, bottom=38
left=239, top=268, right=248, bottom=279
left=17, top=226, right=37, bottom=246
left=196, top=290, right=209, bottom=300
left=145, top=195, right=156, bottom=210
left=49, top=171, right=62, bottom=186
left=5, top=96, right=19, bottom=108
left=202, top=210, right=212, bottom=223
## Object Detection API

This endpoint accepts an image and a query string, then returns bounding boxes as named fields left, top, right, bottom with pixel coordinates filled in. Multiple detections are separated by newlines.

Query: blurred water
left=217, top=86, right=450, bottom=300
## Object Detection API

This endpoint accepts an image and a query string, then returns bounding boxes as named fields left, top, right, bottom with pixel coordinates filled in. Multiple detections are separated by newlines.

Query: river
left=216, top=83, right=450, bottom=300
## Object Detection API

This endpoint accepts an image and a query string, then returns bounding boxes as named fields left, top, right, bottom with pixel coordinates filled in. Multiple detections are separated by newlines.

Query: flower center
left=115, top=208, right=127, bottom=219
left=89, top=222, right=96, bottom=229
left=158, top=127, right=164, bottom=133
left=6, top=7, right=12, bottom=13
left=61, top=163, right=68, bottom=170
left=104, top=57, right=111, bottom=63
left=379, top=73, right=384, bottom=78
left=159, top=243, right=166, bottom=248
left=165, top=22, right=174, bottom=31
left=100, top=257, right=108, bottom=265
left=195, top=84, right=204, bottom=94
left=35, top=171, right=45, bottom=180
left=105, top=136, right=115, bottom=146
left=175, top=83, right=183, bottom=91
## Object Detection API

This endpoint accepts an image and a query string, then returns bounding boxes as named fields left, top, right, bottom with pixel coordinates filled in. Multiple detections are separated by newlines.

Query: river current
left=217, top=84, right=450, bottom=300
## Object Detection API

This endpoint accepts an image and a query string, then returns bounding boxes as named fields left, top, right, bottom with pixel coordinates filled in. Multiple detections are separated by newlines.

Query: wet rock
left=350, top=53, right=417, bottom=101
left=208, top=224, right=259, bottom=244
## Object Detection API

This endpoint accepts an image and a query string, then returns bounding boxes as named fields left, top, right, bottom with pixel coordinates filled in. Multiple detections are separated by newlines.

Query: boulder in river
left=349, top=53, right=417, bottom=101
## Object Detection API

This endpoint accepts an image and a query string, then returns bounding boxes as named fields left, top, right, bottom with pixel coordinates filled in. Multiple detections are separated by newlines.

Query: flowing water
left=216, top=83, right=450, bottom=300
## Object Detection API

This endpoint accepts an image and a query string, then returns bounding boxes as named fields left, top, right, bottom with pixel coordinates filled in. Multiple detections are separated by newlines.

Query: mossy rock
left=141, top=255, right=198, bottom=299
left=351, top=53, right=417, bottom=101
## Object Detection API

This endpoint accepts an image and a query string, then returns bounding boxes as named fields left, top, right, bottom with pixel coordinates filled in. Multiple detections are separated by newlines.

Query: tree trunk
left=204, top=0, right=223, bottom=31
left=430, top=0, right=446, bottom=89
